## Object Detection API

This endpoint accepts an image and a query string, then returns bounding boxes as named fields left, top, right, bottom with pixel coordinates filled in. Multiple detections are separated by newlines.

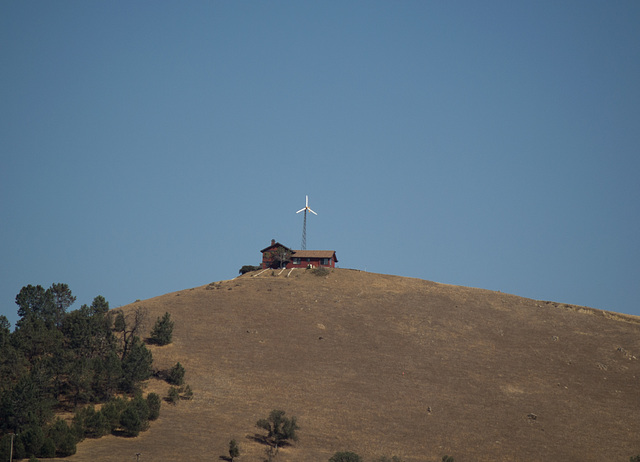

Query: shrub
left=239, top=265, right=261, bottom=275
left=167, top=362, right=185, bottom=386
left=311, top=267, right=331, bottom=277
left=329, top=451, right=362, bottom=462
left=442, top=456, right=455, bottom=462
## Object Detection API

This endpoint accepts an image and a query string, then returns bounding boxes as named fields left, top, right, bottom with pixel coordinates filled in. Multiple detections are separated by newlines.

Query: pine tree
left=256, top=409, right=299, bottom=449
left=146, top=393, right=161, bottom=420
left=149, top=312, right=174, bottom=346
left=167, top=362, right=185, bottom=386
left=120, top=337, right=152, bottom=393
left=229, top=439, right=240, bottom=461
left=119, top=406, right=142, bottom=437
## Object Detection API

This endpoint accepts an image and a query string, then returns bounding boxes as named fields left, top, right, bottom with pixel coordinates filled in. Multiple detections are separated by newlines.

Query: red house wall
left=286, top=257, right=336, bottom=269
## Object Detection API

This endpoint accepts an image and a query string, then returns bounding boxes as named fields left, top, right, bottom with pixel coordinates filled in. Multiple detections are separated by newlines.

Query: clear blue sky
left=2, top=1, right=639, bottom=328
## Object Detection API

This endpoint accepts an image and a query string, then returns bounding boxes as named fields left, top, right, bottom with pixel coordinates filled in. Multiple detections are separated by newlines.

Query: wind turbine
left=296, top=195, right=317, bottom=250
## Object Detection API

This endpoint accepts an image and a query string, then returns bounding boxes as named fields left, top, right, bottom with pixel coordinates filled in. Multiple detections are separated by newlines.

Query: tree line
left=0, top=283, right=175, bottom=460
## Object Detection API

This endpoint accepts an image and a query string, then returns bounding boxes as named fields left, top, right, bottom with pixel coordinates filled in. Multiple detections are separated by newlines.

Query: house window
left=292, top=258, right=300, bottom=265
left=321, top=258, right=329, bottom=265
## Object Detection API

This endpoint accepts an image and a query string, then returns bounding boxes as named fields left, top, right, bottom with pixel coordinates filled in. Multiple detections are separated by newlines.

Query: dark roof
left=260, top=242, right=293, bottom=253
left=291, top=250, right=338, bottom=262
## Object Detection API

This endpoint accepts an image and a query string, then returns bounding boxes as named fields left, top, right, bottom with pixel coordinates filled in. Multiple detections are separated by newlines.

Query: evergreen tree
left=15, top=285, right=55, bottom=326
left=229, top=439, right=240, bottom=461
left=74, top=405, right=109, bottom=438
left=0, top=434, right=13, bottom=461
left=0, top=340, right=28, bottom=394
left=0, top=315, right=10, bottom=346
left=100, top=397, right=127, bottom=433
left=48, top=418, right=77, bottom=457
left=91, top=351, right=122, bottom=400
left=120, top=337, right=152, bottom=393
left=167, top=387, right=179, bottom=404
left=20, top=424, right=45, bottom=459
left=146, top=393, right=161, bottom=421
left=256, top=409, right=300, bottom=449
left=1, top=374, right=53, bottom=433
left=39, top=437, right=56, bottom=458
left=119, top=406, right=142, bottom=437
left=130, top=393, right=150, bottom=428
left=12, top=312, right=63, bottom=362
left=49, top=283, right=76, bottom=328
left=149, top=312, right=174, bottom=345
left=167, top=362, right=185, bottom=386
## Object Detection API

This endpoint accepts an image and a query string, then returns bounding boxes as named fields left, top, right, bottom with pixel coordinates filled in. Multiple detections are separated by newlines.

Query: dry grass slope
left=53, top=269, right=640, bottom=462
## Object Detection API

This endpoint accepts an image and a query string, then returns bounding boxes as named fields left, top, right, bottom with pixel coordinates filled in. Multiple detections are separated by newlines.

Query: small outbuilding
left=260, top=239, right=338, bottom=269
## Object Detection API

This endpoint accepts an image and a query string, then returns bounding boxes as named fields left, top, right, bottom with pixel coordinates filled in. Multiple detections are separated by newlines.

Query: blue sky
left=2, top=1, right=639, bottom=328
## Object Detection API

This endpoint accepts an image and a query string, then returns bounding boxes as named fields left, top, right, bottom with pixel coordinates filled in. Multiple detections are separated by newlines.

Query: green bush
left=239, top=265, right=261, bottom=275
left=329, top=451, right=362, bottom=462
left=442, top=456, right=455, bottom=462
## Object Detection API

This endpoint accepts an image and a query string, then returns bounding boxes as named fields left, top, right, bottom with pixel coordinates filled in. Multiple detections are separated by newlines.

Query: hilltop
left=54, top=268, right=640, bottom=461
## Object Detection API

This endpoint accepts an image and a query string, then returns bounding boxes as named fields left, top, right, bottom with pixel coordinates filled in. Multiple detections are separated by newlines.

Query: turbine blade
left=306, top=195, right=309, bottom=206
left=309, top=209, right=317, bottom=215
left=296, top=208, right=305, bottom=213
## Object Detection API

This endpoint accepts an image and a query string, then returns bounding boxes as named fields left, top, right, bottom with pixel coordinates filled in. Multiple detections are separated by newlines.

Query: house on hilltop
left=261, top=239, right=338, bottom=269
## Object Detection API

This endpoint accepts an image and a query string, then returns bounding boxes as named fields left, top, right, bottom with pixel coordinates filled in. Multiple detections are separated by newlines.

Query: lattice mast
left=296, top=195, right=317, bottom=250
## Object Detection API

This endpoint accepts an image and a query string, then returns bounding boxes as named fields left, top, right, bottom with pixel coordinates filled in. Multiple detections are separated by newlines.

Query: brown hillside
left=54, top=269, right=640, bottom=461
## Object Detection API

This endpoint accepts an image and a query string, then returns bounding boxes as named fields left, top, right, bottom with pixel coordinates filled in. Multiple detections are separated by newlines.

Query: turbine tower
left=296, top=195, right=317, bottom=250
